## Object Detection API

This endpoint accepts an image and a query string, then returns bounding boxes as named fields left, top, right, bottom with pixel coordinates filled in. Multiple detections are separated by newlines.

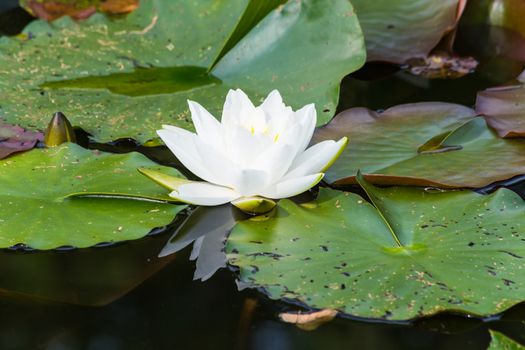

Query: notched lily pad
left=0, top=143, right=185, bottom=249
left=476, top=70, right=525, bottom=138
left=313, top=102, right=525, bottom=188
left=0, top=121, right=43, bottom=159
left=1, top=0, right=365, bottom=143
left=227, top=176, right=525, bottom=320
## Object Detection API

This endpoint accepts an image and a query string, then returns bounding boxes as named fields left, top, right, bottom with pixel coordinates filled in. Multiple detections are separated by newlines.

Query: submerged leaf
left=0, top=143, right=185, bottom=249
left=0, top=121, right=43, bottom=159
left=313, top=103, right=525, bottom=188
left=2, top=0, right=365, bottom=143
left=227, top=179, right=525, bottom=320
left=0, top=231, right=176, bottom=305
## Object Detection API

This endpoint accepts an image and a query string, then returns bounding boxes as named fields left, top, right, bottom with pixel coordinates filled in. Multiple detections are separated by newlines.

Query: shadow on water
left=2, top=1, right=525, bottom=349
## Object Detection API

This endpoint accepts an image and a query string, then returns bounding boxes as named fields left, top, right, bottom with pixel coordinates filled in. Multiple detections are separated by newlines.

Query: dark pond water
left=2, top=1, right=525, bottom=349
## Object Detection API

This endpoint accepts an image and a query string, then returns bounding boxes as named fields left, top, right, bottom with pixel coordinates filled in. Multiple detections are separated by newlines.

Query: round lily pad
left=0, top=143, right=185, bottom=249
left=0, top=0, right=365, bottom=143
left=227, top=176, right=525, bottom=320
left=312, top=102, right=525, bottom=188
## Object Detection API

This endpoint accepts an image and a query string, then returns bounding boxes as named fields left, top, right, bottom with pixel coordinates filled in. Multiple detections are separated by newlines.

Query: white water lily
left=153, top=89, right=347, bottom=212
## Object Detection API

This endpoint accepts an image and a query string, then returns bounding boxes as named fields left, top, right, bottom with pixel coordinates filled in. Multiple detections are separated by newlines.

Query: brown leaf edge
left=279, top=309, right=338, bottom=331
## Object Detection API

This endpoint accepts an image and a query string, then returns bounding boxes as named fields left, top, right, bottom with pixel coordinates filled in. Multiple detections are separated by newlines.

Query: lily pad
left=0, top=121, right=43, bottom=159
left=0, top=143, right=185, bottom=249
left=351, top=0, right=461, bottom=63
left=0, top=0, right=365, bottom=143
left=312, top=103, right=525, bottom=188
left=227, top=176, right=525, bottom=320
left=476, top=71, right=525, bottom=138
left=488, top=330, right=525, bottom=350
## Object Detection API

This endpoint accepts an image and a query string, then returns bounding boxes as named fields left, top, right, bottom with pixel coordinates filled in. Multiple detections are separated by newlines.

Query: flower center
left=244, top=123, right=281, bottom=143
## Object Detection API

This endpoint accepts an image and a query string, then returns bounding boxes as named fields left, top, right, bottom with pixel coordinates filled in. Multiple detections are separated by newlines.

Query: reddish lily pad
left=20, top=0, right=139, bottom=21
left=313, top=102, right=525, bottom=188
left=0, top=121, right=43, bottom=159
left=352, top=0, right=463, bottom=63
left=476, top=70, right=525, bottom=138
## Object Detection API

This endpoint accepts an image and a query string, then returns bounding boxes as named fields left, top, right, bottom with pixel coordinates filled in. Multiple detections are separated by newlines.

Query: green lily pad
left=227, top=176, right=525, bottom=320
left=352, top=0, right=461, bottom=63
left=476, top=71, right=525, bottom=138
left=0, top=121, right=43, bottom=159
left=488, top=330, right=525, bottom=350
left=312, top=103, right=525, bottom=188
left=0, top=143, right=185, bottom=249
left=0, top=0, right=365, bottom=143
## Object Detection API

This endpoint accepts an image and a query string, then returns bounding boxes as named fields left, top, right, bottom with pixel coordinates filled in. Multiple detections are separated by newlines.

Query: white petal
left=261, top=90, right=292, bottom=123
left=252, top=142, right=296, bottom=183
left=222, top=89, right=263, bottom=129
left=225, top=124, right=273, bottom=166
left=294, top=104, right=317, bottom=153
left=157, top=128, right=216, bottom=184
left=234, top=169, right=270, bottom=196
left=260, top=173, right=324, bottom=199
left=187, top=100, right=224, bottom=151
left=284, top=137, right=348, bottom=179
left=273, top=121, right=305, bottom=160
left=170, top=182, right=240, bottom=206
left=222, top=89, right=240, bottom=126
left=193, top=138, right=238, bottom=187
